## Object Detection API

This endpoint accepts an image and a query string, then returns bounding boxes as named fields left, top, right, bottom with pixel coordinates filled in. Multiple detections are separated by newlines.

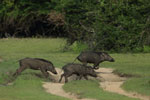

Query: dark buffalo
left=75, top=51, right=115, bottom=69
left=13, top=58, right=57, bottom=78
left=59, top=63, right=97, bottom=83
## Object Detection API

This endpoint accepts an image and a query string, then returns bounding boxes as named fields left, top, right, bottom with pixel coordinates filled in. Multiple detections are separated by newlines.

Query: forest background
left=0, top=0, right=150, bottom=52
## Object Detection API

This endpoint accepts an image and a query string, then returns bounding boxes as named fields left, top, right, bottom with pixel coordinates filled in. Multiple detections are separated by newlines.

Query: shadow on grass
left=113, top=70, right=141, bottom=78
left=0, top=71, right=52, bottom=86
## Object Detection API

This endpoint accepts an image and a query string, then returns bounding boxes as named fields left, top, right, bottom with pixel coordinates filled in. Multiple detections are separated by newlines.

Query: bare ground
left=43, top=68, right=95, bottom=100
left=42, top=68, right=150, bottom=100
left=97, top=68, right=150, bottom=100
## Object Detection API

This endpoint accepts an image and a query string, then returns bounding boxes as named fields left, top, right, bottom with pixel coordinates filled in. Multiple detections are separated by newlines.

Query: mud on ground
left=43, top=68, right=150, bottom=100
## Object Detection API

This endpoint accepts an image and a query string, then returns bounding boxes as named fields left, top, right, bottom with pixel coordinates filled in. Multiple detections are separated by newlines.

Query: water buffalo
left=13, top=58, right=57, bottom=78
left=59, top=63, right=97, bottom=83
left=75, top=51, right=115, bottom=69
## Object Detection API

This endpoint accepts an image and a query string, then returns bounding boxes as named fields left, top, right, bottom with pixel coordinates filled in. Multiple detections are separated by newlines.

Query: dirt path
left=97, top=68, right=150, bottom=100
left=43, top=68, right=95, bottom=100
left=43, top=82, right=95, bottom=100
left=42, top=68, right=150, bottom=100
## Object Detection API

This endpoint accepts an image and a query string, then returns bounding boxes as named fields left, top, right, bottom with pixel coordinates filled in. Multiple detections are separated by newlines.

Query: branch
left=79, top=21, right=95, bottom=33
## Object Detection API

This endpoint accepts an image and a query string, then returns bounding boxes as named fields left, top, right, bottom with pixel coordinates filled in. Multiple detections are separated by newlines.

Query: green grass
left=0, top=38, right=71, bottom=100
left=103, top=53, right=150, bottom=77
left=122, top=77, right=150, bottom=96
left=0, top=38, right=150, bottom=100
left=63, top=80, right=139, bottom=100
left=0, top=76, right=70, bottom=100
left=101, top=53, right=150, bottom=96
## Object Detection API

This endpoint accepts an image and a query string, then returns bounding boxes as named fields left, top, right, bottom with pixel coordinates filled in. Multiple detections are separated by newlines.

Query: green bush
left=0, top=0, right=150, bottom=52
left=70, top=41, right=88, bottom=53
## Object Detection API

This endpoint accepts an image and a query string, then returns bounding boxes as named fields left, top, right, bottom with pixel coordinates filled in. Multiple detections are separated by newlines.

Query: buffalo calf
left=59, top=63, right=97, bottom=83
left=76, top=51, right=115, bottom=69
left=13, top=58, right=57, bottom=78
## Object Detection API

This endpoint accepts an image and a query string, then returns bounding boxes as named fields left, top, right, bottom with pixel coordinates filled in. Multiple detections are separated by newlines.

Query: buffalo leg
left=64, top=73, right=72, bottom=83
left=13, top=66, right=26, bottom=77
left=75, top=74, right=80, bottom=80
left=93, top=63, right=99, bottom=69
left=82, top=62, right=87, bottom=66
left=59, top=74, right=64, bottom=83
left=64, top=75, right=68, bottom=83
left=78, top=75, right=83, bottom=80
left=59, top=74, right=69, bottom=83
left=59, top=72, right=72, bottom=83
left=83, top=75, right=88, bottom=80
left=40, top=67, right=49, bottom=78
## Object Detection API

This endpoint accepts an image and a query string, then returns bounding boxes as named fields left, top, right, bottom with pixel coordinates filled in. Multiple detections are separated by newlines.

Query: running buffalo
left=13, top=58, right=57, bottom=78
left=76, top=51, right=115, bottom=69
left=59, top=63, right=97, bottom=83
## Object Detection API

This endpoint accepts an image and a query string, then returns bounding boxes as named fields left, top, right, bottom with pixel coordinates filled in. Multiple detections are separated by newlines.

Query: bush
left=0, top=0, right=150, bottom=52
left=70, top=41, right=88, bottom=53
left=0, top=0, right=66, bottom=38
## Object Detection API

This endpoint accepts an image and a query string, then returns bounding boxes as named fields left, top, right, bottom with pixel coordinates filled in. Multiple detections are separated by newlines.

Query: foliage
left=0, top=0, right=150, bottom=52
left=70, top=41, right=88, bottom=53
left=93, top=0, right=150, bottom=52
left=57, top=0, right=150, bottom=52
left=0, top=0, right=66, bottom=38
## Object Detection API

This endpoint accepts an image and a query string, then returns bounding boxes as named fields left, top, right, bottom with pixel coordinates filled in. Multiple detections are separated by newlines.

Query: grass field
left=63, top=80, right=139, bottom=100
left=0, top=38, right=149, bottom=100
left=102, top=53, right=150, bottom=96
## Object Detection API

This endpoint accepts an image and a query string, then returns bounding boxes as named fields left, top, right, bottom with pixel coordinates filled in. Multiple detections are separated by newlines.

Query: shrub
left=0, top=0, right=150, bottom=52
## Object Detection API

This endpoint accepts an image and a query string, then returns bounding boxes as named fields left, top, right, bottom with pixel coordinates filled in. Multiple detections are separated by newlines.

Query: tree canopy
left=0, top=0, right=150, bottom=52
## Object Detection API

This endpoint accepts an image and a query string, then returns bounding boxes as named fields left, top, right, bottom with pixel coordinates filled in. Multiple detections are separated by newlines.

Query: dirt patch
left=43, top=68, right=150, bottom=100
left=43, top=82, right=95, bottom=100
left=97, top=68, right=150, bottom=100
left=43, top=68, right=95, bottom=100
left=113, top=70, right=141, bottom=78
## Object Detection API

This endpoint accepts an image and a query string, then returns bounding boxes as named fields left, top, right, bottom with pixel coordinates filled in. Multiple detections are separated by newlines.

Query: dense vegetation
left=0, top=0, right=150, bottom=52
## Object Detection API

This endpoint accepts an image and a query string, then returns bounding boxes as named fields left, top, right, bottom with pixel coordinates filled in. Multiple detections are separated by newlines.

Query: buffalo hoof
left=93, top=67, right=99, bottom=70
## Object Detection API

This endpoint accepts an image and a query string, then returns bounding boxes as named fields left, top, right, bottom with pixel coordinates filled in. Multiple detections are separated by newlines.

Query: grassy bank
left=102, top=53, right=150, bottom=95
left=0, top=38, right=71, bottom=100
left=0, top=38, right=149, bottom=100
left=63, top=80, right=138, bottom=100
left=63, top=53, right=150, bottom=99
